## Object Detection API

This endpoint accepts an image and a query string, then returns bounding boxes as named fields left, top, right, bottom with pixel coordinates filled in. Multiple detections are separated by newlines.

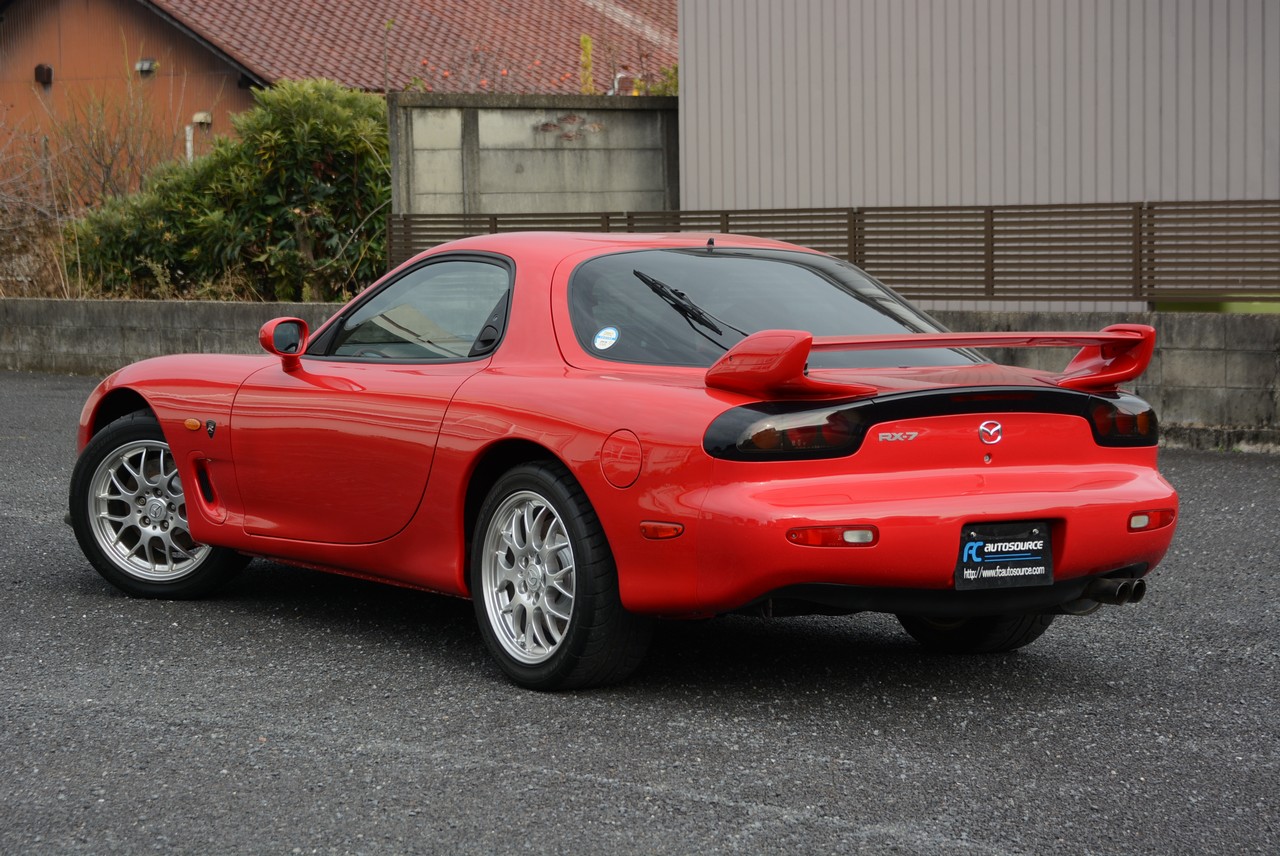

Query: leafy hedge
left=69, top=79, right=389, bottom=301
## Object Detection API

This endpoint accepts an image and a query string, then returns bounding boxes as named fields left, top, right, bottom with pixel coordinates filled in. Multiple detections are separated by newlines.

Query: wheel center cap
left=526, top=565, right=544, bottom=593
left=145, top=499, right=168, bottom=520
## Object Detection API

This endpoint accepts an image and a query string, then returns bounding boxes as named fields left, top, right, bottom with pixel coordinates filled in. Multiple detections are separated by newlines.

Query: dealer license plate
left=955, top=521, right=1053, bottom=590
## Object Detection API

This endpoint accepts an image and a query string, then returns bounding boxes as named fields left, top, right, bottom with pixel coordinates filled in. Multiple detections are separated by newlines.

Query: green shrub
left=69, top=79, right=389, bottom=301
left=649, top=64, right=678, bottom=96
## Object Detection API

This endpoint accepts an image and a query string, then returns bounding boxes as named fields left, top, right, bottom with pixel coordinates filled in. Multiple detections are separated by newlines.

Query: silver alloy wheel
left=87, top=438, right=211, bottom=581
left=480, top=489, right=576, bottom=665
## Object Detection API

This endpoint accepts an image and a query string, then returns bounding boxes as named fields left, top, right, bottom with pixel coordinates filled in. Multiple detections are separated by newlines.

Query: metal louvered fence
left=387, top=201, right=1280, bottom=302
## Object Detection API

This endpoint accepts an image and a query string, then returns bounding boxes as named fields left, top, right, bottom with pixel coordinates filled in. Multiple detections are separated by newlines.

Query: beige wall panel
left=412, top=150, right=464, bottom=195
left=681, top=0, right=1280, bottom=208
left=410, top=109, right=462, bottom=150
left=475, top=149, right=666, bottom=194
left=477, top=190, right=669, bottom=212
left=411, top=193, right=464, bottom=214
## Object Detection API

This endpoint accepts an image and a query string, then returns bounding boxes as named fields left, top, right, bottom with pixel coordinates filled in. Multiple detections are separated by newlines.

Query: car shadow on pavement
left=630, top=611, right=1091, bottom=695
left=68, top=556, right=1100, bottom=701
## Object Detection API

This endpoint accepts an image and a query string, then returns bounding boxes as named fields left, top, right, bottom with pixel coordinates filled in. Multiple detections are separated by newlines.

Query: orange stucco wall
left=0, top=0, right=256, bottom=167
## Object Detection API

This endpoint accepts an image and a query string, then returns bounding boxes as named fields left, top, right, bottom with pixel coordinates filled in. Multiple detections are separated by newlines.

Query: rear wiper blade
left=633, top=269, right=728, bottom=336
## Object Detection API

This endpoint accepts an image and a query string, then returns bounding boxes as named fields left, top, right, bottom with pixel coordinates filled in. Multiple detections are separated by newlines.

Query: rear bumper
left=746, top=564, right=1148, bottom=618
left=691, top=463, right=1177, bottom=613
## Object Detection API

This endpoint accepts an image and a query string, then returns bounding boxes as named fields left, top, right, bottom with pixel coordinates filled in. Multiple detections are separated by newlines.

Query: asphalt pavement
left=0, top=369, right=1276, bottom=855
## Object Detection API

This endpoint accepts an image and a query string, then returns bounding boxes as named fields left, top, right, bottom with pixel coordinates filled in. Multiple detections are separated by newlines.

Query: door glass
left=331, top=260, right=510, bottom=360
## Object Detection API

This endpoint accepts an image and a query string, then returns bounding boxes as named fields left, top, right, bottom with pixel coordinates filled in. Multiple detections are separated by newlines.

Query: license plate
left=955, top=521, right=1053, bottom=590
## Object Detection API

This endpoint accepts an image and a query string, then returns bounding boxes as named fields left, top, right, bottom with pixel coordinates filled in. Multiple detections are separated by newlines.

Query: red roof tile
left=144, top=0, right=676, bottom=94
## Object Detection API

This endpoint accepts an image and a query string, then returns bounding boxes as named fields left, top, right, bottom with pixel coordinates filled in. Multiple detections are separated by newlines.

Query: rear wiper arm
left=633, top=269, right=728, bottom=336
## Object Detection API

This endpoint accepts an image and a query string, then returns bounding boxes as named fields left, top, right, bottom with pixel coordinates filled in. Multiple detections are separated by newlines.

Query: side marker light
left=640, top=521, right=684, bottom=540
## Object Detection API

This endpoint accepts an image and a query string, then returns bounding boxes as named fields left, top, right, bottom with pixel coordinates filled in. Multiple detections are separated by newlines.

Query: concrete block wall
left=936, top=310, right=1280, bottom=451
left=1, top=298, right=1276, bottom=451
left=389, top=93, right=679, bottom=216
left=0, top=299, right=333, bottom=376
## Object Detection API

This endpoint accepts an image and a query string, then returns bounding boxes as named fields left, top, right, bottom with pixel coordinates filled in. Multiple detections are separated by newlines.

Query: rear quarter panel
left=433, top=367, right=736, bottom=612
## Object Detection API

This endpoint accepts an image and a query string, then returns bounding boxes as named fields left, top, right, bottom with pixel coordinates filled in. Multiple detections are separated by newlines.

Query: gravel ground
left=0, top=370, right=1275, bottom=855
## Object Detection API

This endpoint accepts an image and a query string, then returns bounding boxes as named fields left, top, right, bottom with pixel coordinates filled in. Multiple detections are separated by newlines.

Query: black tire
left=69, top=411, right=247, bottom=599
left=470, top=461, right=652, bottom=690
left=896, top=613, right=1055, bottom=654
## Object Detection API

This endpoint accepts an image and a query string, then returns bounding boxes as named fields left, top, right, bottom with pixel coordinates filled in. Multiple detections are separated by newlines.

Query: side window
left=329, top=259, right=510, bottom=360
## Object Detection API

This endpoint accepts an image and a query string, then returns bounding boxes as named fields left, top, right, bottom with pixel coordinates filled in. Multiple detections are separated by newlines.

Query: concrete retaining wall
left=388, top=93, right=679, bottom=216
left=2, top=299, right=1276, bottom=451
left=935, top=311, right=1279, bottom=452
left=0, top=299, right=334, bottom=377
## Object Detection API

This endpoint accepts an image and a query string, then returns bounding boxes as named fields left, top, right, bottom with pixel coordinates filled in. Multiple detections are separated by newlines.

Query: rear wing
left=705, top=324, right=1156, bottom=398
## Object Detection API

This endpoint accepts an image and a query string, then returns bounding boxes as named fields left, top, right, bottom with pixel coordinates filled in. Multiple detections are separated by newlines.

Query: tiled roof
left=144, top=0, right=677, bottom=94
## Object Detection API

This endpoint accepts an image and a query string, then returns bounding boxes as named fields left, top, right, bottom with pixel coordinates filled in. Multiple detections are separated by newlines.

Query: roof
left=140, top=0, right=677, bottom=94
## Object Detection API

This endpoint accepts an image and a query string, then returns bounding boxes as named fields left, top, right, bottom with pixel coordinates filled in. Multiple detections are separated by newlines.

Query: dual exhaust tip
left=1084, top=576, right=1147, bottom=606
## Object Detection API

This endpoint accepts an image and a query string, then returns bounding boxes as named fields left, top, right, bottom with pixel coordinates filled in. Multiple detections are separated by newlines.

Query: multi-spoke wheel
left=480, top=489, right=576, bottom=664
left=69, top=412, right=246, bottom=598
left=471, top=462, right=651, bottom=690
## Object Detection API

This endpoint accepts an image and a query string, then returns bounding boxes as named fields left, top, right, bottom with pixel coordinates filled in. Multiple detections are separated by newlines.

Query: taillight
left=703, top=387, right=1160, bottom=460
left=1089, top=394, right=1158, bottom=446
left=711, top=406, right=866, bottom=460
left=744, top=410, right=857, bottom=454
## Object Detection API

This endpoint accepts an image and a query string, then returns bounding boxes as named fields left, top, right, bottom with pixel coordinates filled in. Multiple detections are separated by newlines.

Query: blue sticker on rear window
left=594, top=327, right=619, bottom=350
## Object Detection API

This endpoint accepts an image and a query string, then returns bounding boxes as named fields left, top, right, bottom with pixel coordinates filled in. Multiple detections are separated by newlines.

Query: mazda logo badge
left=979, top=421, right=1003, bottom=444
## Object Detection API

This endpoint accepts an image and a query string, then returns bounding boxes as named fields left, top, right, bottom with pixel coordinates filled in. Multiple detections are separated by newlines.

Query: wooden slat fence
left=387, top=201, right=1280, bottom=302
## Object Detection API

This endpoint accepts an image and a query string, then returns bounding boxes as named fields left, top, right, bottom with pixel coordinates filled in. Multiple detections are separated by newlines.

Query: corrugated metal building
left=680, top=0, right=1280, bottom=209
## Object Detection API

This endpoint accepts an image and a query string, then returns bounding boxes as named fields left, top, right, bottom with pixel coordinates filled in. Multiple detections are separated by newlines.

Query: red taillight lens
left=706, top=403, right=869, bottom=460
left=741, top=410, right=861, bottom=457
left=1090, top=396, right=1158, bottom=446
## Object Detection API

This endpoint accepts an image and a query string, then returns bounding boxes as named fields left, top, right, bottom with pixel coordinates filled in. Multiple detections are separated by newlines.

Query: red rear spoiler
left=705, top=324, right=1156, bottom=398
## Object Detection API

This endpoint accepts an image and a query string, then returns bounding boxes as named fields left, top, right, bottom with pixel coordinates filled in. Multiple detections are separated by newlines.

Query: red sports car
left=70, top=232, right=1178, bottom=689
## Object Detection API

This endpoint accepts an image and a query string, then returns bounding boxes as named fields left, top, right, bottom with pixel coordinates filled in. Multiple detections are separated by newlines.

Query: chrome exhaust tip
left=1085, top=577, right=1133, bottom=606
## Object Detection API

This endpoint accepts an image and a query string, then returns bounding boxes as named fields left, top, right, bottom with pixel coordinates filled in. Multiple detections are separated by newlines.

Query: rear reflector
left=1129, top=509, right=1176, bottom=532
left=787, top=526, right=879, bottom=547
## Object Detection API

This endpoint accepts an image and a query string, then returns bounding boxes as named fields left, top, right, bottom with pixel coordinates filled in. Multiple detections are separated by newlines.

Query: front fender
left=75, top=355, right=279, bottom=542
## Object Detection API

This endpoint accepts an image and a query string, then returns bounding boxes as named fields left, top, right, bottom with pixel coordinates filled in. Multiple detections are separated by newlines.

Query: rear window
left=567, top=248, right=978, bottom=369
